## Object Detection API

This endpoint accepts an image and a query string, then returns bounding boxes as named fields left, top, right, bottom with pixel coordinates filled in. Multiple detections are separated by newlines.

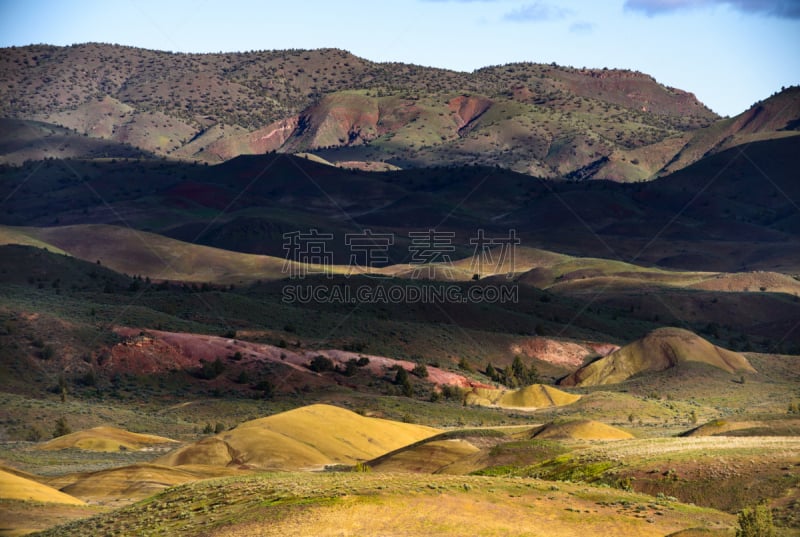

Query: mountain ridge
left=1, top=43, right=736, bottom=180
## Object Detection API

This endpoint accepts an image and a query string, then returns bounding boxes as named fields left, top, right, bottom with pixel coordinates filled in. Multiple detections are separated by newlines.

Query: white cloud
left=503, top=2, right=572, bottom=22
left=624, top=0, right=800, bottom=18
left=569, top=21, right=594, bottom=33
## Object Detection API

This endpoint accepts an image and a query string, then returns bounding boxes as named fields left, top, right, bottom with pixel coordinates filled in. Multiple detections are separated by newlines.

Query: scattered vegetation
left=736, top=502, right=775, bottom=537
left=52, top=416, right=71, bottom=438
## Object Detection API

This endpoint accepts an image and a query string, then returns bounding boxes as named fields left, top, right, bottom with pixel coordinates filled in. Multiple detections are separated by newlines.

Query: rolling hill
left=36, top=426, right=177, bottom=452
left=368, top=438, right=482, bottom=474
left=1, top=237, right=798, bottom=399
left=531, top=419, right=634, bottom=440
left=0, top=118, right=153, bottom=165
left=154, top=404, right=439, bottom=470
left=30, top=472, right=736, bottom=537
left=0, top=224, right=322, bottom=284
left=466, top=384, right=582, bottom=409
left=45, top=463, right=244, bottom=505
left=0, top=468, right=84, bottom=505
left=2, top=132, right=799, bottom=273
left=560, top=327, right=756, bottom=387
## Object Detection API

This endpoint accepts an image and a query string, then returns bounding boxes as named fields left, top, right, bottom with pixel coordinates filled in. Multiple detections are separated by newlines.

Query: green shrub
left=41, top=344, right=56, bottom=360
left=412, top=363, right=429, bottom=378
left=309, top=355, right=335, bottom=372
left=53, top=417, right=71, bottom=438
left=736, top=502, right=775, bottom=537
left=342, top=359, right=359, bottom=377
left=253, top=380, right=274, bottom=399
left=198, top=358, right=226, bottom=379
left=440, top=384, right=467, bottom=402
left=352, top=462, right=371, bottom=473
left=27, top=427, right=43, bottom=442
left=395, top=367, right=413, bottom=397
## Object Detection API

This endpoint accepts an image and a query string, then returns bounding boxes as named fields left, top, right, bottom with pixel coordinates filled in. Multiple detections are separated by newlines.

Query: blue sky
left=1, top=0, right=798, bottom=116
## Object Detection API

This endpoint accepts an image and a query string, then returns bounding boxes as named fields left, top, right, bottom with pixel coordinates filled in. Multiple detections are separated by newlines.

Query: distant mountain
left=655, top=86, right=800, bottom=177
left=0, top=43, right=748, bottom=180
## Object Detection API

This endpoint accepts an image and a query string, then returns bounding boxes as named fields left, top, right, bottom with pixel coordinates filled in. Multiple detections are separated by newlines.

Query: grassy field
left=31, top=472, right=737, bottom=537
left=507, top=436, right=800, bottom=527
left=0, top=394, right=797, bottom=535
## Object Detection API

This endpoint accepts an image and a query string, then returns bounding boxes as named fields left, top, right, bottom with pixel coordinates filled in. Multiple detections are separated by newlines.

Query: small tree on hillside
left=395, top=367, right=413, bottom=397
left=485, top=363, right=500, bottom=382
left=254, top=380, right=274, bottom=399
left=309, top=355, right=335, bottom=372
left=342, top=359, right=359, bottom=377
left=199, top=358, right=226, bottom=379
left=41, top=344, right=56, bottom=360
left=53, top=417, right=71, bottom=438
left=511, top=356, right=527, bottom=387
left=494, top=356, right=542, bottom=388
left=412, top=363, right=429, bottom=378
left=27, top=427, right=43, bottom=442
left=736, top=502, right=775, bottom=537
left=58, top=374, right=68, bottom=403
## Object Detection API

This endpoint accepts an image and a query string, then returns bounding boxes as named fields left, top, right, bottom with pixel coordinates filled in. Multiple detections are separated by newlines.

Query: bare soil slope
left=467, top=384, right=581, bottom=409
left=48, top=463, right=244, bottom=505
left=155, top=404, right=439, bottom=470
left=532, top=420, right=634, bottom=440
left=0, top=468, right=84, bottom=505
left=561, top=328, right=755, bottom=387
left=36, top=426, right=177, bottom=452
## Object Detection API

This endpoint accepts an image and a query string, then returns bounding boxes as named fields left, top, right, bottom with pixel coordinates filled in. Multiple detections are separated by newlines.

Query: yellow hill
left=36, top=426, right=177, bottom=452
left=560, top=327, right=755, bottom=387
left=51, top=463, right=243, bottom=504
left=0, top=468, right=84, bottom=505
left=499, top=384, right=581, bottom=408
left=156, top=404, right=439, bottom=471
left=533, top=420, right=634, bottom=441
left=684, top=417, right=800, bottom=437
left=155, top=437, right=234, bottom=467
left=369, top=439, right=480, bottom=473
left=0, top=224, right=349, bottom=284
left=466, top=384, right=580, bottom=409
left=0, top=464, right=41, bottom=482
left=0, top=226, right=69, bottom=255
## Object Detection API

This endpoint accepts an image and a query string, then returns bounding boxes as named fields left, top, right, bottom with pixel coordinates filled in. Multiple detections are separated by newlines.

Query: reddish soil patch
left=509, top=337, right=617, bottom=370
left=109, top=327, right=492, bottom=391
left=448, top=95, right=492, bottom=134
